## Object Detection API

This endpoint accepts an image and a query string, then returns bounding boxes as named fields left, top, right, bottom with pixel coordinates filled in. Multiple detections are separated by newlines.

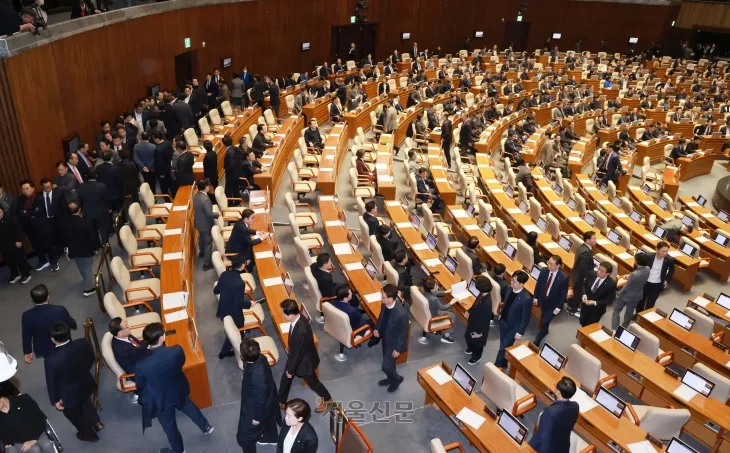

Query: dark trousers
left=90, top=215, right=110, bottom=247
left=465, top=340, right=484, bottom=361
left=142, top=171, right=157, bottom=192
left=534, top=310, right=556, bottom=346
left=639, top=282, right=664, bottom=313
left=495, top=320, right=518, bottom=368
left=238, top=414, right=278, bottom=453
left=277, top=372, right=331, bottom=404
left=381, top=342, right=402, bottom=382
left=1, top=246, right=30, bottom=278
left=568, top=277, right=585, bottom=312
left=35, top=230, right=58, bottom=266
left=157, top=395, right=210, bottom=453
left=442, top=141, right=452, bottom=167
left=270, top=104, right=280, bottom=118
left=158, top=174, right=171, bottom=196
left=63, top=397, right=100, bottom=440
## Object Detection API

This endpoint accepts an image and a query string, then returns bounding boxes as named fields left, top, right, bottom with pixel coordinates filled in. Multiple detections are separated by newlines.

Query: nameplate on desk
left=380, top=175, right=394, bottom=182
left=192, top=162, right=204, bottom=169
left=485, top=245, right=501, bottom=253
left=544, top=242, right=560, bottom=249
left=642, top=311, right=664, bottom=323
left=396, top=222, right=413, bottom=229
left=702, top=213, right=715, bottom=218
left=434, top=178, right=448, bottom=183
left=162, top=291, right=188, bottom=310
left=163, top=252, right=183, bottom=261
left=172, top=205, right=188, bottom=212
left=464, top=224, right=480, bottom=231
left=477, top=164, right=491, bottom=169
left=364, top=292, right=381, bottom=303
left=686, top=202, right=699, bottom=207
left=386, top=201, right=401, bottom=207
left=333, top=243, right=353, bottom=255
left=263, top=276, right=284, bottom=286
left=569, top=156, right=581, bottom=162
left=344, top=262, right=364, bottom=271
left=375, top=163, right=388, bottom=170
left=325, top=155, right=335, bottom=160
left=615, top=213, right=628, bottom=218
left=260, top=154, right=274, bottom=160
left=568, top=217, right=582, bottom=223
left=412, top=243, right=430, bottom=251
left=320, top=168, right=333, bottom=172
left=164, top=228, right=182, bottom=236
left=164, top=310, right=188, bottom=324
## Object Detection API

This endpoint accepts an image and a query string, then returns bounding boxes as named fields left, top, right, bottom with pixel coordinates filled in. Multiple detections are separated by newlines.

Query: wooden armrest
left=124, top=286, right=158, bottom=301
left=320, top=296, right=337, bottom=306
left=295, top=203, right=314, bottom=212
left=119, top=373, right=136, bottom=393
left=227, top=197, right=245, bottom=202
left=441, top=442, right=465, bottom=453
left=712, top=332, right=725, bottom=343
left=131, top=251, right=160, bottom=267
left=351, top=324, right=373, bottom=346
left=307, top=146, right=322, bottom=155
left=241, top=307, right=263, bottom=325
left=121, top=300, right=155, bottom=313
left=655, top=350, right=673, bottom=366
left=260, top=350, right=277, bottom=365
left=128, top=267, right=157, bottom=279
left=595, top=373, right=617, bottom=393
left=625, top=402, right=640, bottom=426
left=512, top=392, right=537, bottom=416
left=153, top=194, right=173, bottom=200
left=243, top=280, right=255, bottom=295
left=427, top=314, right=453, bottom=332
left=307, top=235, right=324, bottom=248
left=239, top=177, right=251, bottom=187
left=432, top=213, right=444, bottom=223
left=578, top=446, right=596, bottom=453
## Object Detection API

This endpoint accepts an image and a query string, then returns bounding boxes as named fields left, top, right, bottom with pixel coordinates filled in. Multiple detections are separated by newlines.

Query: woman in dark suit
left=464, top=276, right=494, bottom=366
left=237, top=338, right=280, bottom=453
left=526, top=231, right=545, bottom=265
left=277, top=399, right=318, bottom=453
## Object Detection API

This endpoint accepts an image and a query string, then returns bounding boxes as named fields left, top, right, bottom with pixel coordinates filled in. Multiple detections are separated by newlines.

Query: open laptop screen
left=716, top=293, right=730, bottom=310
left=584, top=212, right=596, bottom=226
left=667, top=437, right=700, bottom=453
left=452, top=363, right=476, bottom=396
left=681, top=368, right=715, bottom=398
left=614, top=326, right=640, bottom=351
left=558, top=236, right=572, bottom=252
left=594, top=387, right=626, bottom=419
left=539, top=343, right=566, bottom=371
left=669, top=308, right=695, bottom=331
left=497, top=410, right=528, bottom=445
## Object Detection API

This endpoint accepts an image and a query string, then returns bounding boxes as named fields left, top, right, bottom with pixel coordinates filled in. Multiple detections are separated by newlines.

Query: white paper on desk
left=697, top=236, right=709, bottom=243
left=702, top=213, right=715, bottom=218
left=192, top=162, right=204, bottom=169
left=431, top=165, right=444, bottom=170
left=491, top=188, right=504, bottom=193
left=596, top=239, right=610, bottom=246
left=345, top=262, right=364, bottom=271
left=452, top=281, right=471, bottom=300
left=617, top=252, right=632, bottom=260
left=364, top=292, right=381, bottom=303
left=464, top=224, right=480, bottom=231
left=375, top=163, right=388, bottom=170
left=686, top=202, right=699, bottom=207
left=412, top=243, right=430, bottom=251
left=279, top=322, right=291, bottom=333
left=253, top=208, right=268, bottom=214
left=553, top=200, right=565, bottom=206
left=486, top=178, right=499, bottom=184
left=164, top=228, right=182, bottom=236
left=642, top=311, right=664, bottom=323
left=615, top=213, right=628, bottom=218
left=164, top=310, right=188, bottom=324
left=325, top=154, right=335, bottom=160
left=163, top=252, right=183, bottom=261
left=451, top=209, right=469, bottom=218
left=263, top=276, right=284, bottom=286
left=427, top=366, right=453, bottom=385
left=320, top=168, right=333, bottom=172
left=386, top=201, right=401, bottom=207
left=544, top=242, right=560, bottom=249
left=333, top=243, right=352, bottom=255
left=325, top=220, right=345, bottom=227
left=396, top=222, right=413, bottom=229
left=507, top=208, right=522, bottom=214
left=570, top=389, right=599, bottom=414
left=484, top=245, right=501, bottom=253
left=694, top=296, right=710, bottom=307
left=325, top=146, right=337, bottom=150
left=250, top=196, right=266, bottom=203
left=172, top=205, right=187, bottom=212
left=598, top=200, right=611, bottom=205
left=380, top=175, right=394, bottom=182
left=628, top=440, right=656, bottom=453
left=319, top=195, right=335, bottom=201
left=673, top=384, right=697, bottom=402
left=377, top=152, right=390, bottom=157
left=589, top=329, right=611, bottom=343
left=523, top=225, right=541, bottom=234
left=456, top=408, right=485, bottom=430
left=162, top=291, right=188, bottom=310
left=424, top=258, right=442, bottom=267
left=510, top=344, right=535, bottom=361
left=255, top=251, right=274, bottom=259
left=668, top=250, right=682, bottom=258
left=434, top=178, right=448, bottom=183
left=568, top=217, right=582, bottom=223
left=643, top=233, right=658, bottom=241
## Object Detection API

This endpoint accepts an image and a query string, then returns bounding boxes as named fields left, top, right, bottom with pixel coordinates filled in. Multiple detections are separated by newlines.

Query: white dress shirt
left=647, top=257, right=664, bottom=283
left=282, top=426, right=300, bottom=453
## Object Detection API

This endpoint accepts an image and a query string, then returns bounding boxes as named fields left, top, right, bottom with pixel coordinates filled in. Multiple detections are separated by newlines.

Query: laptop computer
left=503, top=242, right=517, bottom=260
left=584, top=212, right=596, bottom=226
left=452, top=363, right=476, bottom=396
left=594, top=387, right=626, bottom=419
left=679, top=242, right=697, bottom=258
left=713, top=232, right=729, bottom=247
left=696, top=195, right=707, bottom=207
left=669, top=308, right=695, bottom=331
left=629, top=210, right=643, bottom=224
left=666, top=437, right=700, bottom=453
left=536, top=217, right=548, bottom=232
left=497, top=410, right=528, bottom=446
left=530, top=265, right=541, bottom=280
left=681, top=368, right=715, bottom=398
left=716, top=292, right=730, bottom=310
left=614, top=326, right=641, bottom=351
left=539, top=343, right=566, bottom=371
left=558, top=236, right=573, bottom=252
left=607, top=229, right=622, bottom=245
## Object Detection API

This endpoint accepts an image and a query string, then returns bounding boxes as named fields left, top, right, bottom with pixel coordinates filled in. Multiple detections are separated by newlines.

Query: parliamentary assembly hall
left=1, top=0, right=730, bottom=452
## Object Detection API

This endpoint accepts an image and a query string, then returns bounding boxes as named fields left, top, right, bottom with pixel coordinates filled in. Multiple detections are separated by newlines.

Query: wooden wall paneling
left=677, top=1, right=730, bottom=30
left=0, top=58, right=29, bottom=196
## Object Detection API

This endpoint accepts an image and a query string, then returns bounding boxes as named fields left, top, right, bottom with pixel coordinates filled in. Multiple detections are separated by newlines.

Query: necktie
left=45, top=193, right=52, bottom=218
left=129, top=337, right=141, bottom=348
left=71, top=165, right=83, bottom=183
left=288, top=323, right=294, bottom=337
left=591, top=278, right=602, bottom=292
left=544, top=272, right=553, bottom=297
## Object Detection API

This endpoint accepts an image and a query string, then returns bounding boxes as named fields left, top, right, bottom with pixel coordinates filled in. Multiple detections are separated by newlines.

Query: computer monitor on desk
left=652, top=226, right=667, bottom=239
left=681, top=215, right=695, bottom=228
left=681, top=368, right=715, bottom=398
left=614, top=326, right=640, bottom=351
left=696, top=195, right=707, bottom=207
left=607, top=229, right=622, bottom=246
left=468, top=278, right=480, bottom=298
left=530, top=265, right=541, bottom=280
left=444, top=255, right=458, bottom=274
left=642, top=183, right=652, bottom=195
left=452, top=363, right=476, bottom=396
left=713, top=232, right=729, bottom=247
left=718, top=210, right=729, bottom=222
left=716, top=292, right=730, bottom=310
left=503, top=242, right=517, bottom=260
left=612, top=196, right=623, bottom=208
left=539, top=343, right=566, bottom=371
left=536, top=217, right=548, bottom=232
left=558, top=236, right=572, bottom=252
left=554, top=183, right=563, bottom=196
left=584, top=212, right=596, bottom=226
left=464, top=201, right=475, bottom=217
left=592, top=257, right=601, bottom=271
left=567, top=197, right=577, bottom=210
left=481, top=221, right=494, bottom=237
left=667, top=437, right=699, bottom=453
left=518, top=200, right=528, bottom=214
left=497, top=411, right=528, bottom=446
left=668, top=308, right=695, bottom=331
left=505, top=185, right=514, bottom=198
left=594, top=387, right=626, bottom=419
left=679, top=242, right=696, bottom=258
left=426, top=233, right=437, bottom=251
left=410, top=215, right=421, bottom=230
left=630, top=210, right=643, bottom=224
left=658, top=198, right=670, bottom=211
left=365, top=259, right=378, bottom=280
left=599, top=184, right=609, bottom=195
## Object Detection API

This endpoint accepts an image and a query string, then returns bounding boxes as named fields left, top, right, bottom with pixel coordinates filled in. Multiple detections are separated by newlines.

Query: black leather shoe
left=218, top=351, right=235, bottom=359
left=378, top=379, right=392, bottom=387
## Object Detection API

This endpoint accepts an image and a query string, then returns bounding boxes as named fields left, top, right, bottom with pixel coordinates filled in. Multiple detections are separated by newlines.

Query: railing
left=114, top=195, right=131, bottom=250
left=94, top=243, right=114, bottom=313
left=83, top=317, right=103, bottom=411
left=329, top=401, right=350, bottom=447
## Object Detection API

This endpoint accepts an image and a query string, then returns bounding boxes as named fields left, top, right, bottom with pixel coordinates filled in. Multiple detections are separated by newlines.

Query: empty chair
left=620, top=197, right=634, bottom=216
left=383, top=261, right=399, bottom=287
left=139, top=183, right=171, bottom=218
left=481, top=362, right=537, bottom=416
left=430, top=439, right=465, bottom=453
left=294, top=237, right=317, bottom=270
left=220, top=101, right=234, bottom=119
left=214, top=186, right=245, bottom=219
left=369, top=236, right=385, bottom=273
left=627, top=323, right=673, bottom=366
left=128, top=202, right=165, bottom=245
left=288, top=162, right=317, bottom=199
left=411, top=286, right=454, bottom=345
left=285, top=192, right=318, bottom=228
left=223, top=316, right=279, bottom=368
left=593, top=210, right=608, bottom=235
left=562, top=181, right=574, bottom=202
left=515, top=239, right=534, bottom=270
left=198, top=117, right=214, bottom=140
left=435, top=223, right=462, bottom=257
left=546, top=213, right=561, bottom=240
left=422, top=204, right=448, bottom=235
left=263, top=109, right=280, bottom=131
left=183, top=128, right=202, bottom=153
left=119, top=225, right=162, bottom=269
left=323, top=301, right=372, bottom=361
left=494, top=218, right=516, bottom=248
left=102, top=292, right=160, bottom=338
left=208, top=109, right=223, bottom=131
left=691, top=363, right=730, bottom=404
left=564, top=344, right=616, bottom=395
left=614, top=226, right=634, bottom=250
left=288, top=214, right=324, bottom=250
left=624, top=404, right=690, bottom=441
left=684, top=306, right=722, bottom=341
left=292, top=149, right=318, bottom=180
left=110, top=256, right=160, bottom=305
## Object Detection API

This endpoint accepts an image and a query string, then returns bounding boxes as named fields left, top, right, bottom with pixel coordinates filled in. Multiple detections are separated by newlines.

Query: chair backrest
left=435, top=223, right=452, bottom=257
left=614, top=226, right=632, bottom=250
left=215, top=186, right=229, bottom=210
left=285, top=94, right=295, bottom=109
left=546, top=213, right=561, bottom=240
left=184, top=128, right=199, bottom=147
left=198, top=117, right=211, bottom=135
left=339, top=422, right=373, bottom=453
left=586, top=118, right=594, bottom=132
left=635, top=127, right=645, bottom=141
left=119, top=225, right=138, bottom=255
left=692, top=363, right=730, bottom=404
left=287, top=162, right=300, bottom=184
left=288, top=214, right=305, bottom=239
left=209, top=109, right=222, bottom=125
left=636, top=406, right=691, bottom=441
left=212, top=251, right=226, bottom=278
left=565, top=344, right=601, bottom=391
left=621, top=197, right=633, bottom=215
left=594, top=210, right=608, bottom=235
left=221, top=101, right=233, bottom=116
left=294, top=237, right=312, bottom=270
left=528, top=199, right=543, bottom=223
left=223, top=316, right=244, bottom=370
left=495, top=218, right=509, bottom=248
left=455, top=248, right=473, bottom=282
left=563, top=180, right=574, bottom=202
left=421, top=204, right=435, bottom=233
left=481, top=362, right=517, bottom=412
left=607, top=181, right=617, bottom=200
left=358, top=217, right=371, bottom=251
left=516, top=239, right=534, bottom=270
left=410, top=286, right=432, bottom=332
left=369, top=236, right=384, bottom=273
left=110, top=256, right=130, bottom=290
left=264, top=109, right=277, bottom=126
left=284, top=192, right=298, bottom=215
left=430, top=439, right=452, bottom=453
left=101, top=332, right=128, bottom=391
left=323, top=302, right=353, bottom=347
left=383, top=261, right=399, bottom=287
left=661, top=192, right=675, bottom=207
left=103, top=292, right=126, bottom=321
left=303, top=266, right=324, bottom=314
left=478, top=199, right=491, bottom=226
left=139, top=183, right=154, bottom=211
left=128, top=202, right=145, bottom=230
left=628, top=323, right=660, bottom=360
left=684, top=306, right=714, bottom=338
left=212, top=226, right=226, bottom=256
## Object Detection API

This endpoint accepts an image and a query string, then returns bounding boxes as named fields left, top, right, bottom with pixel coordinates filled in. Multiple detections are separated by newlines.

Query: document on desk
left=507, top=208, right=522, bottom=215
left=344, top=262, right=364, bottom=271
left=250, top=196, right=266, bottom=204
left=693, top=296, right=710, bottom=307
left=484, top=245, right=501, bottom=253
left=627, top=440, right=657, bottom=453
left=570, top=389, right=598, bottom=414
left=617, top=252, right=632, bottom=260
left=386, top=201, right=401, bottom=207
left=325, top=220, right=346, bottom=227
left=523, top=225, right=541, bottom=234
left=544, top=242, right=560, bottom=249
left=380, top=175, right=393, bottom=182
left=426, top=366, right=453, bottom=385
left=596, top=239, right=611, bottom=246
left=164, top=310, right=188, bottom=324
left=332, top=243, right=353, bottom=255
left=375, top=163, right=388, bottom=170
left=668, top=250, right=682, bottom=258
left=162, top=291, right=188, bottom=310
left=263, top=276, right=284, bottom=286
left=673, top=384, right=697, bottom=402
left=451, top=281, right=470, bottom=300
left=589, top=329, right=612, bottom=343
left=172, top=205, right=187, bottom=211
left=510, top=344, right=534, bottom=361
left=325, top=154, right=335, bottom=160
left=396, top=222, right=413, bottom=229
left=255, top=251, right=275, bottom=259
left=456, top=408, right=486, bottom=430
left=163, top=252, right=184, bottom=261
left=412, top=243, right=430, bottom=251
left=364, top=292, right=381, bottom=303
left=702, top=213, right=715, bottom=218
left=424, top=258, right=442, bottom=267
left=164, top=228, right=182, bottom=236
left=464, top=224, right=480, bottom=231
left=642, top=311, right=664, bottom=323
left=643, top=233, right=659, bottom=241
left=451, top=209, right=469, bottom=218
left=686, top=202, right=699, bottom=207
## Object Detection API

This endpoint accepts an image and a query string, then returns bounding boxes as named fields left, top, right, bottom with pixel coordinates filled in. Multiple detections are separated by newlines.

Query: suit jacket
left=285, top=317, right=320, bottom=376
left=238, top=355, right=279, bottom=445
left=231, top=78, right=244, bottom=98
left=118, top=159, right=141, bottom=198
left=377, top=234, right=398, bottom=262
left=500, top=288, right=532, bottom=336
left=76, top=180, right=107, bottom=219
left=580, top=271, right=617, bottom=324
left=44, top=339, right=96, bottom=408
left=503, top=138, right=521, bottom=157
left=329, top=299, right=364, bottom=330
left=252, top=133, right=273, bottom=155
left=276, top=422, right=318, bottom=453
left=75, top=155, right=91, bottom=181
left=464, top=247, right=483, bottom=275
left=192, top=191, right=218, bottom=232
left=268, top=83, right=281, bottom=108
left=534, top=268, right=569, bottom=314
left=214, top=269, right=252, bottom=326
left=571, top=244, right=593, bottom=287
left=311, top=264, right=336, bottom=298
left=136, top=345, right=191, bottom=429
left=190, top=85, right=206, bottom=116
left=133, top=141, right=156, bottom=172
left=21, top=304, right=77, bottom=358
left=171, top=101, right=194, bottom=130
left=363, top=213, right=379, bottom=237
left=203, top=149, right=219, bottom=187
left=64, top=214, right=98, bottom=257
left=441, top=119, right=453, bottom=144
left=645, top=253, right=675, bottom=286
left=159, top=104, right=181, bottom=140
left=225, top=220, right=261, bottom=263
left=176, top=151, right=195, bottom=186
left=111, top=335, right=149, bottom=374
left=376, top=302, right=409, bottom=354
left=528, top=400, right=580, bottom=453
left=618, top=266, right=650, bottom=303
left=95, top=162, right=122, bottom=203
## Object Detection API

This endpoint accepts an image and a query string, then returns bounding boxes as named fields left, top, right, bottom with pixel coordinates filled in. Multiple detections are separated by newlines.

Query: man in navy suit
left=599, top=146, right=622, bottom=187
left=528, top=376, right=580, bottom=453
left=416, top=167, right=442, bottom=211
left=363, top=200, right=380, bottom=237
left=310, top=253, right=337, bottom=299
left=22, top=284, right=77, bottom=364
left=225, top=209, right=270, bottom=272
left=495, top=271, right=532, bottom=368
left=109, top=317, right=148, bottom=374
left=44, top=321, right=102, bottom=442
left=329, top=285, right=371, bottom=330
left=213, top=259, right=257, bottom=359
left=639, top=241, right=675, bottom=313
left=136, top=323, right=214, bottom=453
left=532, top=256, right=569, bottom=346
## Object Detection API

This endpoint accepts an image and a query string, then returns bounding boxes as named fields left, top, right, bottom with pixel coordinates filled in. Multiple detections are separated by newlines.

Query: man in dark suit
left=694, top=122, right=713, bottom=136
left=639, top=241, right=675, bottom=312
left=528, top=376, right=580, bottom=453
left=252, top=125, right=274, bottom=157
left=95, top=150, right=123, bottom=215
left=118, top=148, right=141, bottom=203
left=204, top=73, right=220, bottom=107
left=109, top=317, right=148, bottom=374
left=373, top=284, right=409, bottom=392
left=392, top=250, right=413, bottom=303
left=152, top=131, right=174, bottom=196
left=463, top=236, right=486, bottom=275
left=495, top=271, right=533, bottom=368
left=175, top=141, right=195, bottom=186
left=277, top=299, right=333, bottom=413
left=376, top=224, right=400, bottom=262
left=670, top=139, right=690, bottom=161
left=74, top=144, right=93, bottom=181
left=329, top=285, right=370, bottom=330
left=22, top=284, right=77, bottom=364
left=416, top=167, right=442, bottom=211
left=171, top=95, right=195, bottom=132
left=363, top=201, right=379, bottom=237
left=226, top=209, right=270, bottom=271
left=599, top=147, right=622, bottom=187
left=310, top=253, right=337, bottom=299
left=569, top=231, right=597, bottom=316
left=503, top=131, right=522, bottom=159
left=214, top=259, right=256, bottom=359
left=533, top=256, right=569, bottom=346
left=159, top=96, right=182, bottom=140
left=35, top=179, right=64, bottom=272
left=579, top=261, right=617, bottom=327
left=44, top=321, right=102, bottom=442
left=136, top=323, right=214, bottom=453
left=190, top=78, right=206, bottom=116
left=76, top=168, right=109, bottom=246
left=440, top=113, right=453, bottom=167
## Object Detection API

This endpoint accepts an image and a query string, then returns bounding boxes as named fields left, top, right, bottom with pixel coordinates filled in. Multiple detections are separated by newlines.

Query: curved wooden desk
left=344, top=97, right=385, bottom=139
left=677, top=151, right=723, bottom=182
left=315, top=124, right=348, bottom=196
left=635, top=136, right=679, bottom=165
left=301, top=94, right=335, bottom=125
left=257, top=115, right=304, bottom=201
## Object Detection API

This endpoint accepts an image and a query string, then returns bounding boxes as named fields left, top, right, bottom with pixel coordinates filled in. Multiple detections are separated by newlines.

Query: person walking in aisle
left=464, top=276, right=494, bottom=365
left=372, top=284, right=409, bottom=392
left=62, top=201, right=98, bottom=297
left=611, top=253, right=651, bottom=330
left=638, top=241, right=675, bottom=312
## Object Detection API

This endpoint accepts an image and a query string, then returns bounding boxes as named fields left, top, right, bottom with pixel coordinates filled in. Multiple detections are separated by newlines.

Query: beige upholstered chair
left=223, top=316, right=279, bottom=368
left=564, top=344, right=617, bottom=395
left=624, top=404, right=690, bottom=441
left=684, top=307, right=723, bottom=342
left=110, top=257, right=160, bottom=305
left=139, top=182, right=172, bottom=218
left=691, top=363, right=730, bottom=404
left=369, top=236, right=385, bottom=274
left=454, top=248, right=473, bottom=283
left=430, top=439, right=465, bottom=453
left=288, top=163, right=317, bottom=199
left=294, top=237, right=317, bottom=270
left=214, top=186, right=245, bottom=220
left=102, top=292, right=160, bottom=338
left=627, top=323, right=673, bottom=366
left=411, top=286, right=454, bottom=345
left=128, top=202, right=165, bottom=245
left=481, top=362, right=537, bottom=416
left=101, top=332, right=137, bottom=394
left=322, top=302, right=372, bottom=361
left=119, top=225, right=162, bottom=269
